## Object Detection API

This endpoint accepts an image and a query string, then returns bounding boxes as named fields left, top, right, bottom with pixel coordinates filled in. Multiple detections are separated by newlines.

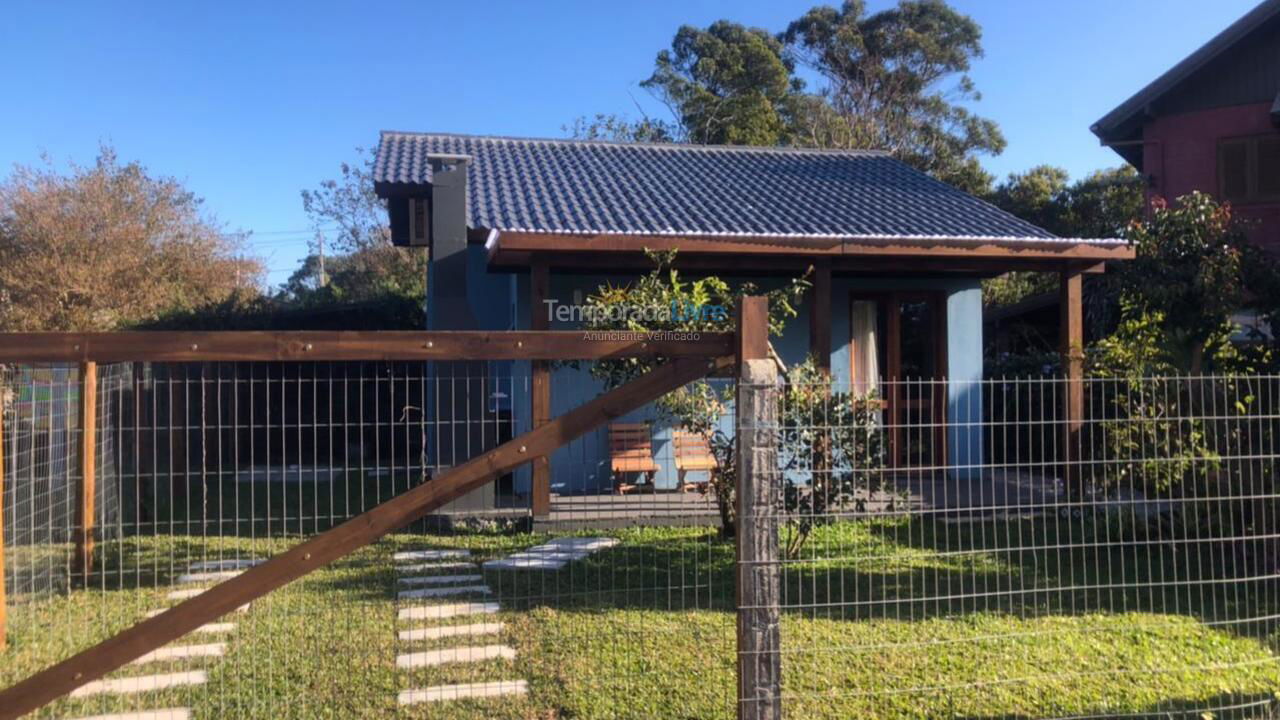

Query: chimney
left=425, top=155, right=477, bottom=331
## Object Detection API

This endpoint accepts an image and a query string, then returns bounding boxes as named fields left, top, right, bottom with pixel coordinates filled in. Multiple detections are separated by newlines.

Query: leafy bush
left=777, top=361, right=888, bottom=557
left=1089, top=308, right=1220, bottom=494
left=1088, top=306, right=1280, bottom=572
left=660, top=358, right=888, bottom=556
left=579, top=254, right=887, bottom=551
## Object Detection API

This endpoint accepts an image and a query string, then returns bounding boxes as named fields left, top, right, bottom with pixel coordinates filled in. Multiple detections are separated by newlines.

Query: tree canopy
left=581, top=1, right=1006, bottom=194
left=782, top=0, right=1004, bottom=192
left=988, top=165, right=1144, bottom=240
left=1119, top=192, right=1272, bottom=372
left=293, top=149, right=426, bottom=307
left=0, top=147, right=261, bottom=331
left=642, top=20, right=803, bottom=146
left=983, top=165, right=1145, bottom=309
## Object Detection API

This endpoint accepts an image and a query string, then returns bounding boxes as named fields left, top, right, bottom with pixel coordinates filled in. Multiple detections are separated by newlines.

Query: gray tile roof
left=374, top=131, right=1116, bottom=245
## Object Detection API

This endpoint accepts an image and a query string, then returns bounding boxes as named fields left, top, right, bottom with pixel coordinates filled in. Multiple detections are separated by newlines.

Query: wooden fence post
left=75, top=361, right=97, bottom=580
left=530, top=259, right=552, bottom=518
left=735, top=296, right=782, bottom=720
left=0, top=385, right=6, bottom=651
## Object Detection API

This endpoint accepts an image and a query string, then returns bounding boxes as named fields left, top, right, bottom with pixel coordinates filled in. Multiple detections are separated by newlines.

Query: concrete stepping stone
left=398, top=602, right=499, bottom=621
left=547, top=537, right=619, bottom=551
left=394, top=549, right=470, bottom=562
left=396, top=644, right=516, bottom=668
left=187, top=559, right=262, bottom=572
left=131, top=643, right=226, bottom=665
left=399, top=622, right=504, bottom=642
left=398, top=680, right=528, bottom=705
left=483, top=555, right=573, bottom=571
left=484, top=537, right=618, bottom=571
left=66, top=710, right=192, bottom=720
left=398, top=561, right=475, bottom=573
left=177, top=570, right=242, bottom=584
left=397, top=574, right=484, bottom=586
left=188, top=622, right=236, bottom=635
left=398, top=584, right=490, bottom=600
left=165, top=588, right=205, bottom=601
left=70, top=671, right=207, bottom=698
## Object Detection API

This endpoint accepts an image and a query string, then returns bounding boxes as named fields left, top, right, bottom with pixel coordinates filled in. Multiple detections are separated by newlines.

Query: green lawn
left=3, top=517, right=1279, bottom=719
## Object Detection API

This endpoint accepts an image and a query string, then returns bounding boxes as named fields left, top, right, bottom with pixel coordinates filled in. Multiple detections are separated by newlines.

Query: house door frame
left=849, top=290, right=948, bottom=468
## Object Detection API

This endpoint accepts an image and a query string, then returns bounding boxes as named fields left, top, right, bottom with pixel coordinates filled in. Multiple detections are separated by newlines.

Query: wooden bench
left=609, top=423, right=659, bottom=494
left=673, top=430, right=718, bottom=492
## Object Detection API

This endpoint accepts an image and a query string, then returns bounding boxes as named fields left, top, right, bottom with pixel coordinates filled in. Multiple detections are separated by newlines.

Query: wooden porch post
left=808, top=262, right=831, bottom=373
left=530, top=259, right=552, bottom=518
left=808, top=263, right=832, bottom=513
left=75, top=361, right=97, bottom=580
left=1059, top=270, right=1084, bottom=492
left=735, top=296, right=781, bottom=720
left=886, top=293, right=903, bottom=468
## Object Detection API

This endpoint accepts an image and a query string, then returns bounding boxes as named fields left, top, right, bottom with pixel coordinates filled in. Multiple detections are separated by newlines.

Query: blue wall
left=491, top=270, right=986, bottom=493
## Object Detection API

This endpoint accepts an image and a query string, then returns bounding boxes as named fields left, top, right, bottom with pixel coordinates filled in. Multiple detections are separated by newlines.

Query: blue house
left=372, top=132, right=1130, bottom=517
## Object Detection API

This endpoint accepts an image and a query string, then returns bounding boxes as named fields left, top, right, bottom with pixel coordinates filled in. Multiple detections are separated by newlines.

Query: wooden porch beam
left=489, top=250, right=1116, bottom=276
left=0, top=354, right=732, bottom=720
left=0, top=330, right=734, bottom=364
left=491, top=230, right=1135, bottom=262
left=530, top=259, right=552, bottom=518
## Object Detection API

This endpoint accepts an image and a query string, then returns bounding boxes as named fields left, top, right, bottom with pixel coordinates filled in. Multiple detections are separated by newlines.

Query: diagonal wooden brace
left=0, top=355, right=732, bottom=719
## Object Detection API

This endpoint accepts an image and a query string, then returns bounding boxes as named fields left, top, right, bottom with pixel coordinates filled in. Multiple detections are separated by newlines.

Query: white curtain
left=851, top=301, right=879, bottom=397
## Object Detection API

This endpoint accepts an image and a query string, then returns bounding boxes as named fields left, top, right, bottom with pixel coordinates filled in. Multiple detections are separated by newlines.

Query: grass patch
left=2, top=518, right=1278, bottom=718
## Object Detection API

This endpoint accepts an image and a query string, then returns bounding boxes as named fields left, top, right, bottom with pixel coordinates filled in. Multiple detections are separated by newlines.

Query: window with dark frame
left=1218, top=135, right=1280, bottom=204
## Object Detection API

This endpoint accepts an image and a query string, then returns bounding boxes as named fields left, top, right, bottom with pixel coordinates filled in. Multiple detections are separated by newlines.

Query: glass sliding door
left=850, top=292, right=947, bottom=468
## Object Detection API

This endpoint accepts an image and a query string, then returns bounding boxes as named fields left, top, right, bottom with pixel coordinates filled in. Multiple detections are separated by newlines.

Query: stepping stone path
left=483, top=536, right=619, bottom=570
left=66, top=557, right=261, bottom=720
left=392, top=548, right=527, bottom=706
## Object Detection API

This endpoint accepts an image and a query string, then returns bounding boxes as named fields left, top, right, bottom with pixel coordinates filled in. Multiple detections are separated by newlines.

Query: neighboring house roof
left=374, top=131, right=1121, bottom=247
left=1092, top=0, right=1280, bottom=165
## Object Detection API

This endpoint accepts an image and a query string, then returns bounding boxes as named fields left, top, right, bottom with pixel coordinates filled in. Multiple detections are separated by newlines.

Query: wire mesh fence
left=758, top=374, right=1280, bottom=719
left=0, top=360, right=736, bottom=719
left=1, top=363, right=128, bottom=597
left=4, top=362, right=1280, bottom=719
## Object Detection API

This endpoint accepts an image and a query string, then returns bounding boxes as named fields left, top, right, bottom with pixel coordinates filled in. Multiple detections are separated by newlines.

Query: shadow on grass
left=956, top=691, right=1278, bottom=720
left=482, top=515, right=1280, bottom=644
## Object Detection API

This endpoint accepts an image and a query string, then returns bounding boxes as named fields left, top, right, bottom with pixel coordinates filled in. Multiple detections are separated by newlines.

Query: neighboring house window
left=1218, top=135, right=1280, bottom=204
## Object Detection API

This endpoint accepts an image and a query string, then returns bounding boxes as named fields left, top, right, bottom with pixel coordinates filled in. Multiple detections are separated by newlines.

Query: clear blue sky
left=0, top=0, right=1261, bottom=285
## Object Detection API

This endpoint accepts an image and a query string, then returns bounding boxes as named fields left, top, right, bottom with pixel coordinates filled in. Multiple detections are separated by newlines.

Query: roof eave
left=373, top=180, right=430, bottom=198
left=1091, top=0, right=1280, bottom=140
left=485, top=229, right=1134, bottom=267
